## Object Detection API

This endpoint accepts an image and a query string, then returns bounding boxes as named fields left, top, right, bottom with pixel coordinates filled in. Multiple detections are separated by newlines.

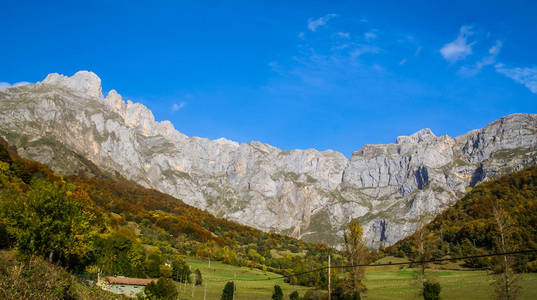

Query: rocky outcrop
left=1, top=71, right=536, bottom=247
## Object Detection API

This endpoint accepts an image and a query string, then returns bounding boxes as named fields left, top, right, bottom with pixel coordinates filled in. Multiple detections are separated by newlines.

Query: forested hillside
left=388, top=165, right=537, bottom=270
left=0, top=138, right=339, bottom=288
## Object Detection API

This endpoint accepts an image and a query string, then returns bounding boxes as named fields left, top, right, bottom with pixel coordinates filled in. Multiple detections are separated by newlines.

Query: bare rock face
left=42, top=71, right=103, bottom=99
left=1, top=71, right=536, bottom=248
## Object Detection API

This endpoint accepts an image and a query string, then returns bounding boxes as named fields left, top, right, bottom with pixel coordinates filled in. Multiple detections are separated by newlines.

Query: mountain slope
left=1, top=71, right=536, bottom=247
left=0, top=137, right=336, bottom=280
left=388, top=164, right=537, bottom=268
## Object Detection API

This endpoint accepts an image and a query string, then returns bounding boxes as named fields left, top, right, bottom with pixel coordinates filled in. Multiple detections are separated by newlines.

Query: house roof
left=106, top=276, right=158, bottom=286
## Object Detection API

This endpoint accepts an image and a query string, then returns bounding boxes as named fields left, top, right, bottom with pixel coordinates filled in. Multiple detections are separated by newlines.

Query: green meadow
left=363, top=269, right=537, bottom=300
left=183, top=258, right=313, bottom=299
left=180, top=258, right=537, bottom=300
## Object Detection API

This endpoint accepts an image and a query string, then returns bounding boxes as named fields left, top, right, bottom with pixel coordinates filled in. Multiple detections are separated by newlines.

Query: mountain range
left=1, top=71, right=536, bottom=247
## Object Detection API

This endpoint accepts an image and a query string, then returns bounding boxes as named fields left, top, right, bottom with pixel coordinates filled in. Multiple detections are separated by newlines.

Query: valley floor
left=178, top=258, right=537, bottom=300
left=181, top=258, right=313, bottom=299
left=363, top=269, right=537, bottom=300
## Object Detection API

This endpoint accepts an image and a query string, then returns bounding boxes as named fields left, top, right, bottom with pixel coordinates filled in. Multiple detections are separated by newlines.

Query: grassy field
left=363, top=268, right=537, bottom=300
left=181, top=257, right=537, bottom=300
left=183, top=258, right=313, bottom=300
left=362, top=256, right=537, bottom=299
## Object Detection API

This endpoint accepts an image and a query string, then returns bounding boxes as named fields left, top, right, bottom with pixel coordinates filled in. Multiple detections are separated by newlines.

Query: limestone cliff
left=1, top=71, right=536, bottom=247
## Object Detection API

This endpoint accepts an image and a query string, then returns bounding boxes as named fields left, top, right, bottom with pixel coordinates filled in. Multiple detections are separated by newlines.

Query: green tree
left=144, top=277, right=178, bottom=300
left=289, top=290, right=300, bottom=300
left=332, top=281, right=361, bottom=300
left=272, top=284, right=283, bottom=300
left=0, top=223, right=10, bottom=249
left=128, top=243, right=147, bottom=277
left=146, top=253, right=163, bottom=278
left=221, top=281, right=234, bottom=300
left=423, top=281, right=441, bottom=300
left=195, top=268, right=202, bottom=285
left=0, top=143, right=12, bottom=164
left=171, top=258, right=191, bottom=282
left=1, top=179, right=100, bottom=269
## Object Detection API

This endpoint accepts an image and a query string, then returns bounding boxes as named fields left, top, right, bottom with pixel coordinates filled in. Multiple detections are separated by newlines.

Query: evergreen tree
left=0, top=143, right=12, bottom=164
left=272, top=285, right=283, bottom=300
left=423, top=281, right=441, bottom=300
left=221, top=281, right=234, bottom=300
left=289, top=290, right=300, bottom=300
left=195, top=268, right=203, bottom=285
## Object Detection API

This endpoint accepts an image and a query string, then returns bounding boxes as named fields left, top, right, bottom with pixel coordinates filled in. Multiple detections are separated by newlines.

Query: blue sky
left=1, top=1, right=536, bottom=156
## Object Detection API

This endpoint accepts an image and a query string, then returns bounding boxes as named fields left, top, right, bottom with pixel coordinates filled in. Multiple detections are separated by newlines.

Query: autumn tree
left=413, top=213, right=441, bottom=299
left=1, top=179, right=101, bottom=269
left=343, top=219, right=369, bottom=294
left=491, top=204, right=521, bottom=300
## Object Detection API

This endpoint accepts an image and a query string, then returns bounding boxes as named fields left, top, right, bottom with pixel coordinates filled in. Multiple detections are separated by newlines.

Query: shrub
left=0, top=255, right=74, bottom=300
left=144, top=277, right=178, bottom=300
left=303, top=289, right=328, bottom=300
left=195, top=268, right=202, bottom=285
left=290, top=290, right=300, bottom=300
left=221, top=281, right=234, bottom=300
left=423, top=281, right=441, bottom=300
left=272, top=285, right=283, bottom=300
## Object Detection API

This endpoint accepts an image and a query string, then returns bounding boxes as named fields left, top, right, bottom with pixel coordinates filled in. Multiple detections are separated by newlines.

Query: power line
left=332, top=249, right=537, bottom=269
left=204, top=249, right=537, bottom=283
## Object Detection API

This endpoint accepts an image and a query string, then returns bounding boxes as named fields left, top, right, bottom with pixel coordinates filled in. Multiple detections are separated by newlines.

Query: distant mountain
left=1, top=71, right=536, bottom=247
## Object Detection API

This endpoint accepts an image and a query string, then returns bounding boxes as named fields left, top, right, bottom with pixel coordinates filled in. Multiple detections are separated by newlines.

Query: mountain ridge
left=1, top=70, right=536, bottom=247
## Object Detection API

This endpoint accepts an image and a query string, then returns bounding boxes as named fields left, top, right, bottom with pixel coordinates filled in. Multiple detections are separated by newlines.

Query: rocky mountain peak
left=104, top=89, right=124, bottom=110
left=397, top=128, right=436, bottom=144
left=42, top=70, right=103, bottom=99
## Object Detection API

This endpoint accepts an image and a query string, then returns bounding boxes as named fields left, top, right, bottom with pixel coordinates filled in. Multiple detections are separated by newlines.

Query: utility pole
left=328, top=255, right=331, bottom=300
left=204, top=281, right=207, bottom=300
left=192, top=281, right=194, bottom=298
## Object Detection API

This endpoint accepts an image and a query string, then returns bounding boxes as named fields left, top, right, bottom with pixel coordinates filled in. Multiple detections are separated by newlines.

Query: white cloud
left=298, top=32, right=305, bottom=39
left=337, top=32, right=350, bottom=39
left=415, top=46, right=423, bottom=56
left=349, top=45, right=381, bottom=58
left=0, top=81, right=30, bottom=90
left=440, top=25, right=475, bottom=62
left=488, top=40, right=502, bottom=56
left=171, top=102, right=186, bottom=111
left=307, top=14, right=337, bottom=32
left=459, top=40, right=502, bottom=76
left=495, top=64, right=537, bottom=94
left=332, top=44, right=349, bottom=50
left=364, top=31, right=377, bottom=40
left=399, top=58, right=407, bottom=65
